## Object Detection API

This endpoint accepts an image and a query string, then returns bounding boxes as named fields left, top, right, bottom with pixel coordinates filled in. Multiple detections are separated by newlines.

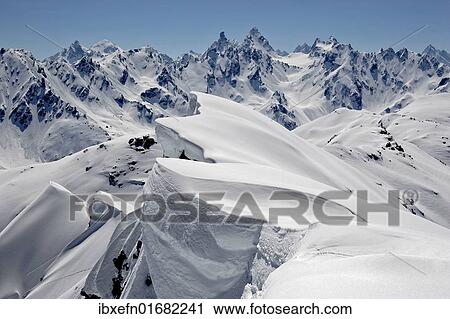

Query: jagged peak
left=49, top=40, right=90, bottom=64
left=248, top=27, right=261, bottom=38
left=244, top=27, right=274, bottom=52
left=216, top=31, right=230, bottom=50
left=219, top=31, right=227, bottom=42
left=276, top=49, right=289, bottom=56
left=69, top=40, right=82, bottom=48
left=423, top=44, right=437, bottom=54
left=271, top=90, right=288, bottom=105
left=294, top=43, right=311, bottom=54
left=313, top=36, right=339, bottom=46
left=67, top=40, right=86, bottom=53
left=188, top=50, right=200, bottom=57
left=327, top=36, right=338, bottom=44
left=204, top=31, right=232, bottom=55
left=0, top=48, right=34, bottom=58
left=422, top=45, right=450, bottom=66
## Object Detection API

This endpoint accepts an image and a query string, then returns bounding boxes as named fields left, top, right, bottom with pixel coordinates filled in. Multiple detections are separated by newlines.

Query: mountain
left=423, top=44, right=450, bottom=66
left=1, top=29, right=450, bottom=299
left=293, top=42, right=311, bottom=54
left=1, top=30, right=449, bottom=167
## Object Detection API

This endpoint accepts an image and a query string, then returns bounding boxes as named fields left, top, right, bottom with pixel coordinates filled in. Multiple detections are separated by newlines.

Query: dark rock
left=80, top=289, right=101, bottom=299
left=9, top=102, right=33, bottom=132
left=248, top=68, right=266, bottom=92
left=0, top=105, right=5, bottom=122
left=119, top=69, right=128, bottom=85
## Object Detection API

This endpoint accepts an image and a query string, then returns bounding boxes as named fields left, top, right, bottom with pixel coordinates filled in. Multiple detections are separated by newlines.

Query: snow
left=274, top=52, right=312, bottom=68
left=0, top=29, right=450, bottom=299
left=146, top=92, right=450, bottom=298
left=0, top=134, right=161, bottom=233
left=0, top=134, right=161, bottom=298
left=295, top=93, right=450, bottom=228
left=261, top=223, right=450, bottom=298
left=26, top=197, right=123, bottom=299
left=0, top=182, right=89, bottom=298
left=156, top=92, right=389, bottom=194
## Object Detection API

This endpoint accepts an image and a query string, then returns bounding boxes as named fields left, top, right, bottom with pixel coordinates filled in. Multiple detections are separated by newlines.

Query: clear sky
left=1, top=0, right=449, bottom=59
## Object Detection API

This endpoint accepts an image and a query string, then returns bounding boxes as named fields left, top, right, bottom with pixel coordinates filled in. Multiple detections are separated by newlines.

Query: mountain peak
left=217, top=31, right=229, bottom=48
left=423, top=44, right=437, bottom=55
left=61, top=40, right=89, bottom=63
left=328, top=36, right=338, bottom=44
left=70, top=40, right=82, bottom=47
left=205, top=31, right=231, bottom=54
left=244, top=27, right=273, bottom=52
left=294, top=43, right=311, bottom=54
left=422, top=44, right=450, bottom=66
left=90, top=39, right=119, bottom=54
left=248, top=27, right=261, bottom=38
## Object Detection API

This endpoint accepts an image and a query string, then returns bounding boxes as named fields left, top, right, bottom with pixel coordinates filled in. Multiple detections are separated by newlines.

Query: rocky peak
left=244, top=27, right=274, bottom=52
left=423, top=45, right=450, bottom=66
left=309, top=37, right=339, bottom=57
left=262, top=90, right=297, bottom=130
left=217, top=32, right=229, bottom=51
left=271, top=90, right=288, bottom=105
left=381, top=48, right=397, bottom=61
left=294, top=43, right=311, bottom=54
left=75, top=56, right=97, bottom=76
left=206, top=31, right=232, bottom=55
left=423, top=44, right=437, bottom=55
left=64, top=40, right=89, bottom=64
left=396, top=48, right=409, bottom=62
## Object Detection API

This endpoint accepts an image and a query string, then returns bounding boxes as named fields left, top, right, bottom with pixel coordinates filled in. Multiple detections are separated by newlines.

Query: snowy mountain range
left=1, top=28, right=449, bottom=166
left=1, top=29, right=450, bottom=299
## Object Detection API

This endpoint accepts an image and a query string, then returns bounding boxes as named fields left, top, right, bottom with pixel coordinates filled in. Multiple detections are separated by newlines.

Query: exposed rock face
left=9, top=102, right=33, bottom=132
left=294, top=43, right=311, bottom=54
left=262, top=91, right=297, bottom=130
left=423, top=45, right=450, bottom=66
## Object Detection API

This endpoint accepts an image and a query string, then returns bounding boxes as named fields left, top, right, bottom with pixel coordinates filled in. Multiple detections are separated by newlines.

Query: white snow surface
left=150, top=92, right=450, bottom=298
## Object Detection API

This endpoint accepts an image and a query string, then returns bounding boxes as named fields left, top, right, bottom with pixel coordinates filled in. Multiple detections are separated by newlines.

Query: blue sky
left=1, top=0, right=449, bottom=59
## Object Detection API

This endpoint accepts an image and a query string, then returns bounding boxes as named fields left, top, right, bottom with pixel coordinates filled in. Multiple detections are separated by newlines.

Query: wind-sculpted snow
left=150, top=92, right=450, bottom=298
left=27, top=194, right=124, bottom=299
left=262, top=223, right=450, bottom=298
left=157, top=92, right=389, bottom=195
left=0, top=182, right=90, bottom=298
left=138, top=162, right=262, bottom=298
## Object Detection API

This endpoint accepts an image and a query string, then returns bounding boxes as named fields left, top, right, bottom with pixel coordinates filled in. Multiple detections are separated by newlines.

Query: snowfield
left=1, top=29, right=450, bottom=299
left=150, top=93, right=450, bottom=298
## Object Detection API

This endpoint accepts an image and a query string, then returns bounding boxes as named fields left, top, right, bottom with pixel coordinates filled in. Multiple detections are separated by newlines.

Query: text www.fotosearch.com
left=97, top=301, right=352, bottom=316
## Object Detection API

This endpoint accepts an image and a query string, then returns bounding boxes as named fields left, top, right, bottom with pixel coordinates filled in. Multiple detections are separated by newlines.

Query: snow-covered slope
left=261, top=223, right=450, bottom=298
left=295, top=93, right=450, bottom=228
left=0, top=132, right=161, bottom=298
left=0, top=134, right=161, bottom=232
left=0, top=182, right=90, bottom=298
left=113, top=92, right=450, bottom=298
